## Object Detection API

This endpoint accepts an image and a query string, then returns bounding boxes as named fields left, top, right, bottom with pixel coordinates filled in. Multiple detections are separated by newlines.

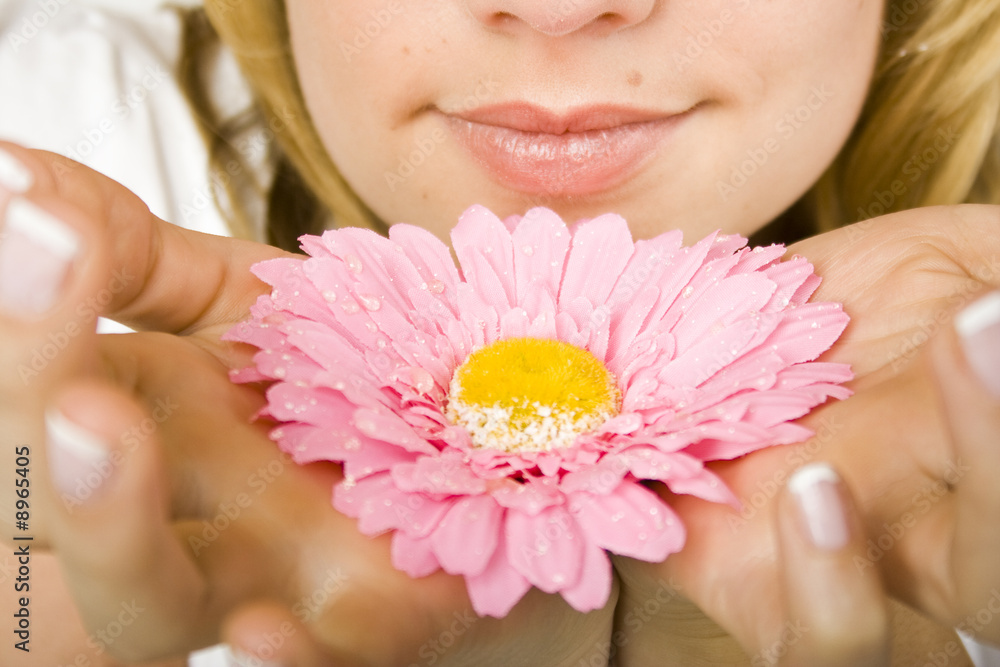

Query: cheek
left=686, top=0, right=883, bottom=231
left=287, top=2, right=426, bottom=198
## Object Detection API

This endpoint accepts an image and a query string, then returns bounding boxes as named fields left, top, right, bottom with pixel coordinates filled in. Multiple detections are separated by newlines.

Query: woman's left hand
left=614, top=204, right=1000, bottom=665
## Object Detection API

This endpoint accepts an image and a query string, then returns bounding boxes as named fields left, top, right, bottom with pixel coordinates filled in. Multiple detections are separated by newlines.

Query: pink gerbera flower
left=226, top=205, right=851, bottom=617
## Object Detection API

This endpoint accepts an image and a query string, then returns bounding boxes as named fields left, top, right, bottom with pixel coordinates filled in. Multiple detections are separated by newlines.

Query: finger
left=42, top=378, right=223, bottom=662
left=0, top=183, right=111, bottom=544
left=0, top=142, right=293, bottom=334
left=929, top=289, right=1000, bottom=640
left=224, top=601, right=357, bottom=667
left=773, top=463, right=889, bottom=667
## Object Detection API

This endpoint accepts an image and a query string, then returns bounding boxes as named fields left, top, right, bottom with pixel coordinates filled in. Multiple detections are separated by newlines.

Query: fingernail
left=788, top=463, right=850, bottom=551
left=229, top=646, right=287, bottom=667
left=956, top=291, right=1000, bottom=397
left=45, top=408, right=111, bottom=498
left=0, top=148, right=33, bottom=193
left=0, top=197, right=80, bottom=317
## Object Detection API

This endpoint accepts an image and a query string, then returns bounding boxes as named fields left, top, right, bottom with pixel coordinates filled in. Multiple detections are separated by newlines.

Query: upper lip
left=444, top=102, right=677, bottom=134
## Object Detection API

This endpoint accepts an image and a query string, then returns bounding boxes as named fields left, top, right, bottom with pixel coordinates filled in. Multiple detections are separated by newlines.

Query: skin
left=288, top=0, right=882, bottom=241
left=2, top=0, right=999, bottom=664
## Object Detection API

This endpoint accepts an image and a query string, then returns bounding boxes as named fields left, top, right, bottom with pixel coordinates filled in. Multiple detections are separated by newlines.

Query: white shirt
left=2, top=2, right=999, bottom=666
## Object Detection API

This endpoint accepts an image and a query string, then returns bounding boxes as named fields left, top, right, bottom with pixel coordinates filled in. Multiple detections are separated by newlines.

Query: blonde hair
left=189, top=0, right=1000, bottom=245
left=814, top=0, right=1000, bottom=230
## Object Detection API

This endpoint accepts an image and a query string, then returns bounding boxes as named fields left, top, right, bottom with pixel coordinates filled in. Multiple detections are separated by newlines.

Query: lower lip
left=443, top=113, right=685, bottom=197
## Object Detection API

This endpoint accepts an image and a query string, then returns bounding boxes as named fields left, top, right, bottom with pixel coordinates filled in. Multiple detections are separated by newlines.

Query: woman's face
left=287, top=0, right=883, bottom=242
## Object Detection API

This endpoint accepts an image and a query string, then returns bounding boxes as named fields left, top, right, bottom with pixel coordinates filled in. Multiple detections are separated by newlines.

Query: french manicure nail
left=788, top=463, right=850, bottom=551
left=0, top=148, right=33, bottom=193
left=45, top=408, right=111, bottom=498
left=229, top=646, right=287, bottom=667
left=955, top=291, right=1000, bottom=397
left=0, top=197, right=80, bottom=317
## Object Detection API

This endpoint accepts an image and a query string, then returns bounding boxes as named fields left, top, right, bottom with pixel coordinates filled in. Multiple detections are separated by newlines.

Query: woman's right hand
left=0, top=143, right=615, bottom=666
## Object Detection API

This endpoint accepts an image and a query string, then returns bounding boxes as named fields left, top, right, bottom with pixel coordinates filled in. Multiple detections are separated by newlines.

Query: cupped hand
left=614, top=205, right=1000, bottom=665
left=0, top=144, right=613, bottom=666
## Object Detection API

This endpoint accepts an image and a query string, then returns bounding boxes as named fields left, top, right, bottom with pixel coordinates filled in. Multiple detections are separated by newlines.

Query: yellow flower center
left=446, top=338, right=621, bottom=453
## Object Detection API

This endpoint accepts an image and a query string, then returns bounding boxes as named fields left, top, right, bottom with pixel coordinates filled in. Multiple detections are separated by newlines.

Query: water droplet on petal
left=346, top=254, right=363, bottom=274
left=682, top=286, right=694, bottom=298
left=273, top=366, right=286, bottom=379
left=322, top=290, right=338, bottom=303
left=341, top=301, right=360, bottom=314
left=521, top=245, right=535, bottom=256
left=428, top=279, right=445, bottom=294
left=359, top=294, right=382, bottom=311
left=411, top=368, right=435, bottom=394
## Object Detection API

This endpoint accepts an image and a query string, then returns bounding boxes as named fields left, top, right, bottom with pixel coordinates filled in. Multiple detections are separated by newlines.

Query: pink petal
left=775, top=362, right=854, bottom=391
left=570, top=482, right=684, bottom=561
left=511, top=207, right=572, bottom=306
left=430, top=495, right=503, bottom=577
left=465, top=531, right=533, bottom=618
left=670, top=273, right=776, bottom=354
left=760, top=255, right=818, bottom=310
left=491, top=478, right=565, bottom=515
left=287, top=426, right=417, bottom=479
left=605, top=284, right=659, bottom=370
left=353, top=407, right=438, bottom=455
left=560, top=456, right=628, bottom=495
left=732, top=244, right=786, bottom=274
left=392, top=455, right=488, bottom=495
left=334, top=473, right=450, bottom=537
left=506, top=506, right=585, bottom=593
left=452, top=205, right=516, bottom=309
left=559, top=214, right=635, bottom=308
left=666, top=465, right=739, bottom=507
left=762, top=303, right=849, bottom=365
left=388, top=224, right=462, bottom=296
left=560, top=540, right=614, bottom=613
left=391, top=532, right=440, bottom=577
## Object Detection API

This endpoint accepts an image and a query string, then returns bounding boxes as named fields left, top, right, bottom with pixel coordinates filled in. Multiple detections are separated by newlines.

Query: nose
left=465, top=0, right=656, bottom=37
